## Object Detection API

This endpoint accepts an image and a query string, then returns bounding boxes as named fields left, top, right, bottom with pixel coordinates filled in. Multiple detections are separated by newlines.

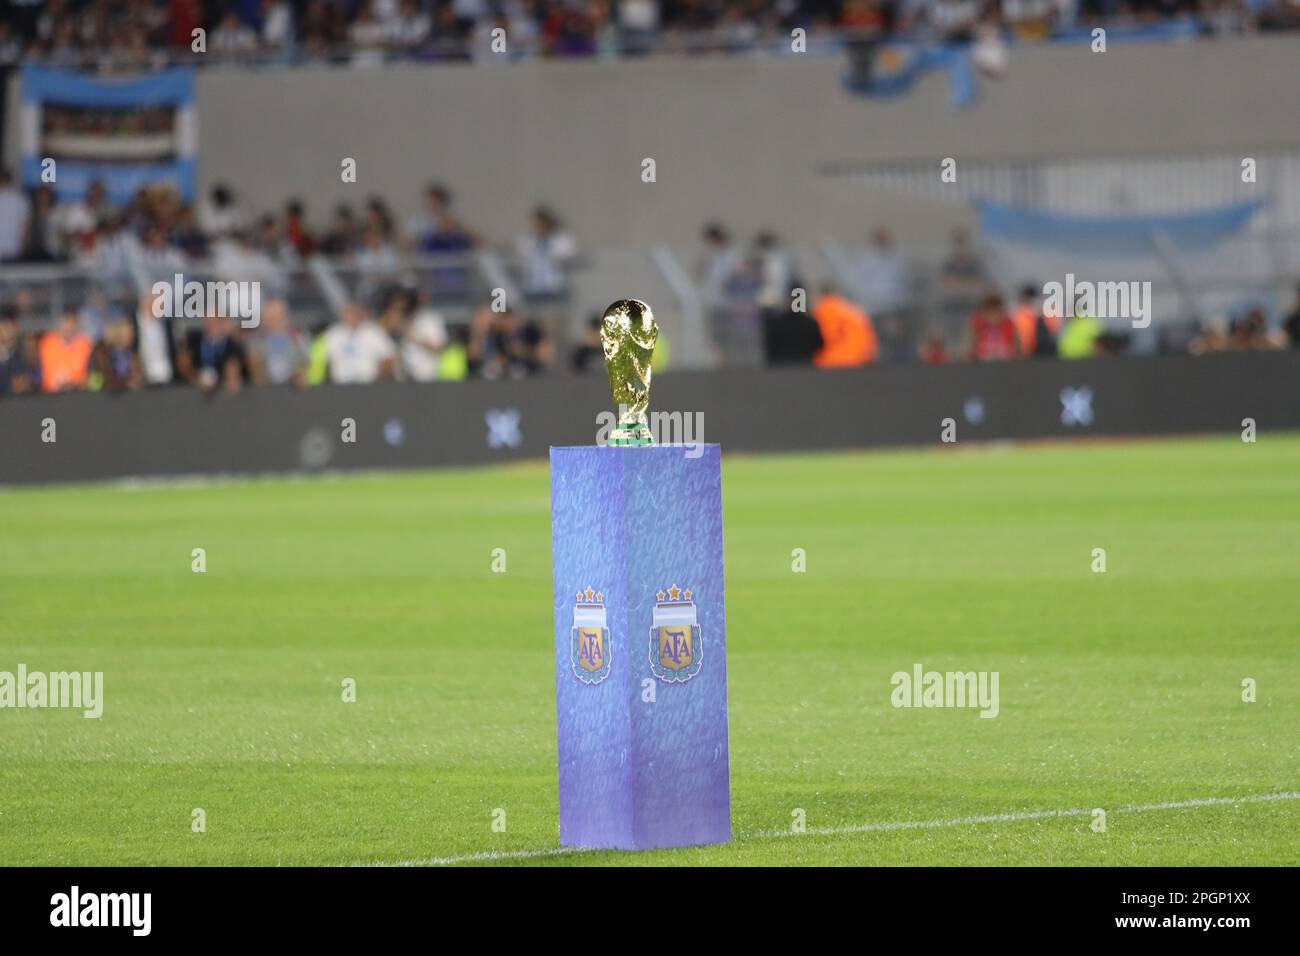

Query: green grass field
left=1, top=434, right=1297, bottom=866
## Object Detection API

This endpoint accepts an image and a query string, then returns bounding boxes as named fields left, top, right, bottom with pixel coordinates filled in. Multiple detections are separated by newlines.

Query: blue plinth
left=550, top=444, right=731, bottom=850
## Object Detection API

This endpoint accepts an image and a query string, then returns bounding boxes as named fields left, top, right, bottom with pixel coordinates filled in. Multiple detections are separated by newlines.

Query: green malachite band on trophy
left=601, top=299, right=659, bottom=447
left=607, top=427, right=654, bottom=446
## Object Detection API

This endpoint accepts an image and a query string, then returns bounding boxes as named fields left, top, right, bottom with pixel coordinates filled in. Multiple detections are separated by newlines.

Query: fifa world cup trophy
left=600, top=299, right=659, bottom=445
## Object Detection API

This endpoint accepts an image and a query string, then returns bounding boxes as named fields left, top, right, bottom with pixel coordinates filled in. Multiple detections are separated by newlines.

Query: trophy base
left=550, top=444, right=730, bottom=850
left=607, top=425, right=654, bottom=446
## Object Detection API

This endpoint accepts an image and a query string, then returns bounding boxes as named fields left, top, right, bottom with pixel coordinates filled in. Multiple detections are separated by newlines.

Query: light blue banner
left=975, top=199, right=1264, bottom=256
left=20, top=65, right=197, bottom=203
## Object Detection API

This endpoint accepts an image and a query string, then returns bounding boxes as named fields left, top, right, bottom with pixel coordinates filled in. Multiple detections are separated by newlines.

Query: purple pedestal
left=550, top=444, right=731, bottom=850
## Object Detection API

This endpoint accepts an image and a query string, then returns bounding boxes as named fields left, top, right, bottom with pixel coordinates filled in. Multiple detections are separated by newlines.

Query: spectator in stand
left=763, top=281, right=824, bottom=366
left=856, top=227, right=914, bottom=362
left=811, top=285, right=878, bottom=367
left=1012, top=282, right=1060, bottom=357
left=967, top=293, right=1017, bottom=361
left=939, top=226, right=989, bottom=342
left=136, top=290, right=175, bottom=386
left=918, top=327, right=950, bottom=364
left=418, top=200, right=477, bottom=255
left=91, top=317, right=143, bottom=392
left=322, top=302, right=397, bottom=384
left=717, top=1, right=761, bottom=48
left=171, top=205, right=209, bottom=259
left=52, top=178, right=109, bottom=251
left=284, top=200, right=317, bottom=257
left=754, top=230, right=793, bottom=324
left=467, top=304, right=551, bottom=378
left=1001, top=0, right=1058, bottom=39
left=210, top=9, right=259, bottom=58
left=517, top=204, right=577, bottom=303
left=364, top=196, right=397, bottom=241
left=617, top=0, right=659, bottom=52
left=697, top=222, right=748, bottom=363
left=407, top=183, right=451, bottom=250
left=77, top=287, right=125, bottom=343
left=355, top=225, right=400, bottom=301
left=0, top=308, right=41, bottom=396
left=1229, top=306, right=1284, bottom=350
left=137, top=223, right=188, bottom=282
left=908, top=0, right=982, bottom=42
left=842, top=0, right=890, bottom=36
left=21, top=185, right=62, bottom=262
left=0, top=168, right=30, bottom=262
left=177, top=313, right=249, bottom=392
left=570, top=315, right=605, bottom=373
left=79, top=213, right=137, bottom=282
left=260, top=0, right=295, bottom=51
left=1188, top=316, right=1230, bottom=355
left=212, top=228, right=286, bottom=295
left=167, top=0, right=204, bottom=49
left=420, top=201, right=478, bottom=295
left=254, top=213, right=283, bottom=260
left=320, top=204, right=359, bottom=256
left=199, top=184, right=246, bottom=238
left=300, top=0, right=346, bottom=55
left=543, top=0, right=598, bottom=56
left=394, top=289, right=450, bottom=382
left=348, top=0, right=388, bottom=61
left=0, top=20, right=23, bottom=64
left=1284, top=283, right=1300, bottom=349
left=248, top=297, right=308, bottom=385
left=437, top=324, right=470, bottom=380
left=39, top=311, right=94, bottom=392
left=1057, top=297, right=1102, bottom=359
left=9, top=289, right=38, bottom=328
left=1011, top=283, right=1037, bottom=355
left=856, top=228, right=910, bottom=316
left=698, top=222, right=743, bottom=310
left=939, top=226, right=988, bottom=298
left=387, top=0, right=433, bottom=48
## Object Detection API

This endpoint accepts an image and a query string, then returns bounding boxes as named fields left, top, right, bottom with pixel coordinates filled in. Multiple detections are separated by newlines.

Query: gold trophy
left=601, top=299, right=659, bottom=446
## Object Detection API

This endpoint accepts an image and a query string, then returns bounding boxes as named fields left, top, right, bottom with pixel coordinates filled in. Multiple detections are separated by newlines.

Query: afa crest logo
left=571, top=587, right=611, bottom=685
left=649, top=584, right=702, bottom=683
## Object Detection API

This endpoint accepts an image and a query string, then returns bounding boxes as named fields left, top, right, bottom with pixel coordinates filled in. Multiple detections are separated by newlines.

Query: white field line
left=353, top=789, right=1300, bottom=868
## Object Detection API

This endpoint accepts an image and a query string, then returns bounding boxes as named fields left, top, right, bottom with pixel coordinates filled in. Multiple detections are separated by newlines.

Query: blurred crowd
left=2, top=167, right=1298, bottom=400
left=2, top=0, right=1298, bottom=70
left=0, top=287, right=559, bottom=395
left=0, top=167, right=572, bottom=281
left=0, top=170, right=575, bottom=394
left=695, top=221, right=1300, bottom=368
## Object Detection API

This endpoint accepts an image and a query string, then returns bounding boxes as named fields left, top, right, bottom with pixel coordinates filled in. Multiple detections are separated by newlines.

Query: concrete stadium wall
left=2, top=351, right=1295, bottom=485
left=180, top=36, right=1300, bottom=247
left=4, top=39, right=1298, bottom=245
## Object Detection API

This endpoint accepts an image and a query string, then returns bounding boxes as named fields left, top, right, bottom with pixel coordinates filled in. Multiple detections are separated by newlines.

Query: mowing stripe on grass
left=355, top=790, right=1300, bottom=867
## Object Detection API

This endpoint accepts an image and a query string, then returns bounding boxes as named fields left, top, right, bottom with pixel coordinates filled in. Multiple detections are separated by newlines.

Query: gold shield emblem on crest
left=576, top=627, right=606, bottom=671
left=656, top=626, right=693, bottom=670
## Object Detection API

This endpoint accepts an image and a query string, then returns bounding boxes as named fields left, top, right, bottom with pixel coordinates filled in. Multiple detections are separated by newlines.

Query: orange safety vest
left=813, top=294, right=878, bottom=367
left=1012, top=303, right=1037, bottom=355
left=1013, top=303, right=1063, bottom=355
left=40, top=332, right=93, bottom=392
